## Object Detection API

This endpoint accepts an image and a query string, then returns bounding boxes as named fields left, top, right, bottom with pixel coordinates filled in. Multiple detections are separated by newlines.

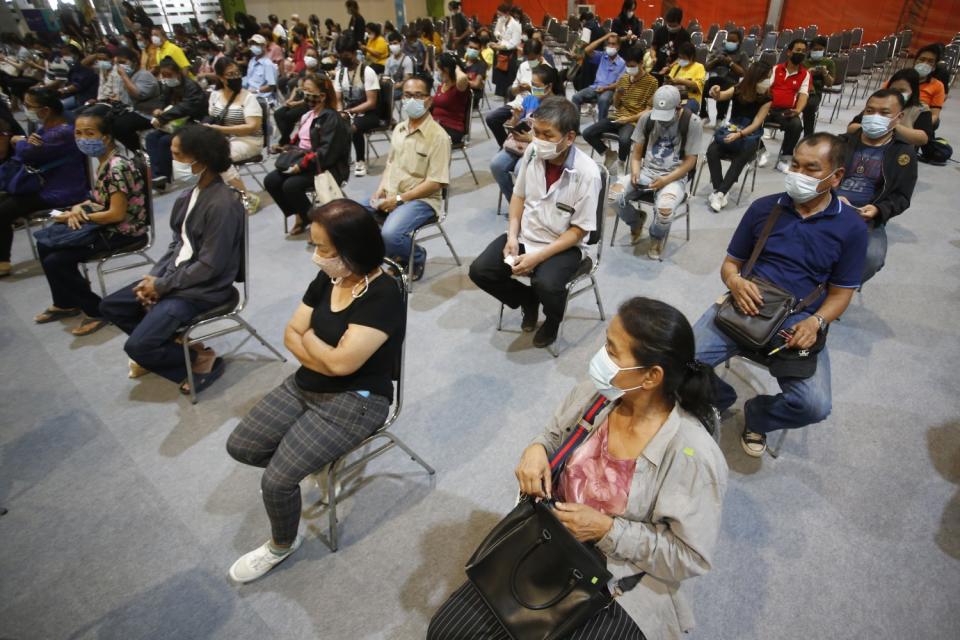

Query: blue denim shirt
left=243, top=55, right=278, bottom=103
left=589, top=51, right=626, bottom=89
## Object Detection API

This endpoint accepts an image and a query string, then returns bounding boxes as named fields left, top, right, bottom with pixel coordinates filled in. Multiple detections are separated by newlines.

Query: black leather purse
left=465, top=396, right=645, bottom=640
left=715, top=205, right=824, bottom=350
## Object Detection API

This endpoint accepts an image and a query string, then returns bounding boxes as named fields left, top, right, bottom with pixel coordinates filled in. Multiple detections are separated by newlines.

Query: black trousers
left=38, top=231, right=132, bottom=317
left=112, top=111, right=152, bottom=152
left=802, top=92, right=822, bottom=138
left=351, top=111, right=382, bottom=161
left=764, top=108, right=804, bottom=156
left=440, top=124, right=465, bottom=144
left=468, top=233, right=582, bottom=324
left=0, top=72, right=38, bottom=101
left=273, top=104, right=309, bottom=145
left=484, top=105, right=512, bottom=148
left=264, top=169, right=315, bottom=224
left=0, top=192, right=53, bottom=262
left=491, top=52, right=517, bottom=98
left=707, top=139, right=758, bottom=195
left=582, top=119, right=635, bottom=162
left=700, top=76, right=736, bottom=121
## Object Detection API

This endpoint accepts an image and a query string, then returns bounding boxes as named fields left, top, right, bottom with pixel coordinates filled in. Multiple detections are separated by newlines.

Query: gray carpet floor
left=1, top=86, right=958, bottom=640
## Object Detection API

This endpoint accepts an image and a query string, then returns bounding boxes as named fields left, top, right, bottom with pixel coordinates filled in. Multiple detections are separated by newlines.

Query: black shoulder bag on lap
left=714, top=204, right=825, bottom=350
left=465, top=395, right=646, bottom=640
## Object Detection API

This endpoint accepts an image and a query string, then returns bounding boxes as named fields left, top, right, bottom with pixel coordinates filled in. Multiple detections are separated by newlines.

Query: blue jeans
left=490, top=150, right=521, bottom=201
left=861, top=224, right=887, bottom=284
left=571, top=86, right=614, bottom=120
left=615, top=175, right=687, bottom=240
left=364, top=198, right=436, bottom=269
left=100, top=282, right=216, bottom=384
left=692, top=304, right=833, bottom=435
left=145, top=130, right=174, bottom=180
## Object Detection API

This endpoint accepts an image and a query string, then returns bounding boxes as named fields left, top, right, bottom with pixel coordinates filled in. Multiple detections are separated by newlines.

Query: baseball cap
left=249, top=34, right=267, bottom=45
left=650, top=85, right=681, bottom=121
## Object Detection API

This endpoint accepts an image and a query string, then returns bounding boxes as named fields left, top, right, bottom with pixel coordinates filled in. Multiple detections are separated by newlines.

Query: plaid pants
left=227, top=375, right=390, bottom=545
left=427, top=581, right=647, bottom=640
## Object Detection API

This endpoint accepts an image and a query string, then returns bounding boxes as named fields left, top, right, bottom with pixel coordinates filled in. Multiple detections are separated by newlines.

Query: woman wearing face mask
left=860, top=68, right=933, bottom=148
left=360, top=22, right=388, bottom=74
left=143, top=56, right=208, bottom=187
left=612, top=0, right=642, bottom=39
left=272, top=49, right=321, bottom=150
left=226, top=198, right=403, bottom=583
left=664, top=42, right=706, bottom=112
left=0, top=87, right=87, bottom=277
left=33, top=104, right=147, bottom=335
left=264, top=74, right=350, bottom=235
left=333, top=34, right=381, bottom=177
left=431, top=52, right=471, bottom=143
left=911, top=44, right=946, bottom=127
left=204, top=56, right=264, bottom=211
left=58, top=43, right=98, bottom=116
left=429, top=297, right=728, bottom=640
left=706, top=61, right=773, bottom=212
left=700, top=31, right=748, bottom=126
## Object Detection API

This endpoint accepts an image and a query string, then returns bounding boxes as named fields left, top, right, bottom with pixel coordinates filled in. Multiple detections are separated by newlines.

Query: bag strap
left=217, top=89, right=240, bottom=125
left=547, top=394, right=610, bottom=479
left=741, top=204, right=782, bottom=278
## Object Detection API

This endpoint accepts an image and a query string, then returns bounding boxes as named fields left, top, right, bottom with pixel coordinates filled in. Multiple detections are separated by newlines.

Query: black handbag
left=274, top=149, right=306, bottom=172
left=714, top=205, right=824, bottom=350
left=465, top=396, right=645, bottom=640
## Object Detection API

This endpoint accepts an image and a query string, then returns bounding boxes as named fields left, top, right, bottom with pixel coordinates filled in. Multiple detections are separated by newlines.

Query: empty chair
left=858, top=44, right=877, bottom=100
left=843, top=48, right=865, bottom=110
left=759, top=49, right=778, bottom=69
left=691, top=31, right=703, bottom=47
left=827, top=32, right=842, bottom=55
left=776, top=29, right=793, bottom=50
left=841, top=29, right=853, bottom=50
left=740, top=36, right=759, bottom=60
left=822, top=54, right=849, bottom=123
left=761, top=31, right=778, bottom=51
left=707, top=23, right=719, bottom=43
left=851, top=27, right=863, bottom=48
left=804, top=25, right=818, bottom=40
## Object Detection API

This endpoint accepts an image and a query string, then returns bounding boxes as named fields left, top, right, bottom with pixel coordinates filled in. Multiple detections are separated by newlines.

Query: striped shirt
left=614, top=72, right=658, bottom=118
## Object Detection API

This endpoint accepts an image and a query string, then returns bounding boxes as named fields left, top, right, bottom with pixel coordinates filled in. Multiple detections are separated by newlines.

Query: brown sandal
left=71, top=317, right=108, bottom=336
left=34, top=307, right=81, bottom=324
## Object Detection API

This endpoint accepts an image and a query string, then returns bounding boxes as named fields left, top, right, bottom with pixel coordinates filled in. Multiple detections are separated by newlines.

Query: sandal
left=71, top=317, right=108, bottom=336
left=288, top=221, right=305, bottom=235
left=179, top=357, right=225, bottom=395
left=35, top=307, right=81, bottom=324
left=128, top=359, right=150, bottom=379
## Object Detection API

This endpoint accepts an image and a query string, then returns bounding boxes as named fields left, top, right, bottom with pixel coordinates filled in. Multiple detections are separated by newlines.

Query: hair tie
left=685, top=360, right=704, bottom=373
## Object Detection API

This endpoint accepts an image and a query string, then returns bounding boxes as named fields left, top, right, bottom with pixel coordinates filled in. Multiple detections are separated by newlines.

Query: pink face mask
left=312, top=252, right=352, bottom=279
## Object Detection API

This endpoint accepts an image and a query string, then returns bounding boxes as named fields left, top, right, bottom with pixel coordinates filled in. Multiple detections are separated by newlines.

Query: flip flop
left=180, top=357, right=225, bottom=396
left=34, top=307, right=81, bottom=324
left=71, top=317, right=108, bottom=336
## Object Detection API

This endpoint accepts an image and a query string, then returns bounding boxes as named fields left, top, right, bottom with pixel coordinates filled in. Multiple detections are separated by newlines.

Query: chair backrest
left=710, top=30, right=728, bottom=53
left=641, top=28, right=654, bottom=45
left=749, top=25, right=761, bottom=38
left=378, top=76, right=395, bottom=124
left=759, top=49, right=778, bottom=69
left=827, top=32, right=842, bottom=54
left=724, top=21, right=737, bottom=33
left=761, top=31, right=778, bottom=51
left=707, top=24, right=719, bottom=43
left=567, top=16, right=580, bottom=32
left=777, top=48, right=788, bottom=64
left=695, top=44, right=708, bottom=65
left=690, top=31, right=703, bottom=47
left=557, top=24, right=569, bottom=45
left=133, top=150, right=155, bottom=251
left=776, top=29, right=793, bottom=50
left=875, top=39, right=891, bottom=64
left=741, top=36, right=758, bottom=59
left=382, top=256, right=407, bottom=419
left=846, top=48, right=864, bottom=77
left=899, top=30, right=912, bottom=52
left=601, top=19, right=612, bottom=31
left=804, top=25, right=818, bottom=40
left=587, top=162, right=609, bottom=250
left=830, top=54, right=849, bottom=88
left=861, top=44, right=877, bottom=71
left=256, top=98, right=270, bottom=152
left=841, top=29, right=853, bottom=50
left=851, top=27, right=863, bottom=48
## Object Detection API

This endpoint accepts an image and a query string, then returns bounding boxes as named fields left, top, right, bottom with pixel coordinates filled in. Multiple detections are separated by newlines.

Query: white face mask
left=151, top=35, right=162, bottom=46
left=312, top=252, right=352, bottom=279
left=588, top=346, right=648, bottom=401
left=304, top=56, right=318, bottom=68
left=531, top=135, right=564, bottom=160
left=389, top=43, right=402, bottom=55
left=900, top=91, right=912, bottom=104
left=784, top=169, right=837, bottom=203
left=604, top=46, right=618, bottom=58
left=861, top=113, right=894, bottom=139
left=625, top=66, right=639, bottom=76
left=914, top=62, right=933, bottom=77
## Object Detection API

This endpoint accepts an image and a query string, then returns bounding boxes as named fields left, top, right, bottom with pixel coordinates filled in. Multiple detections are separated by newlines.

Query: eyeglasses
left=402, top=92, right=429, bottom=100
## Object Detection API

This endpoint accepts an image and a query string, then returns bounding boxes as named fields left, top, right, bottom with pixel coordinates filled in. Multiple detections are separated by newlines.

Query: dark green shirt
left=803, top=57, right=836, bottom=94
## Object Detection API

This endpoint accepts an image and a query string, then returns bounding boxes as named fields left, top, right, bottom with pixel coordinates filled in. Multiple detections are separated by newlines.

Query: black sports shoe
left=533, top=319, right=560, bottom=348
left=520, top=299, right=539, bottom=332
left=411, top=250, right=427, bottom=281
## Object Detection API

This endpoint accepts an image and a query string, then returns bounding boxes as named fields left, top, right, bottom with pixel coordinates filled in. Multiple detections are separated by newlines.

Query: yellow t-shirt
left=668, top=61, right=706, bottom=107
left=156, top=40, right=191, bottom=71
left=481, top=47, right=494, bottom=67
left=366, top=35, right=389, bottom=66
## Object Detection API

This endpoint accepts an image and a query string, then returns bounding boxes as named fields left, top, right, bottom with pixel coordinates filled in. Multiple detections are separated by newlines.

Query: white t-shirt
left=208, top=89, right=263, bottom=147
left=334, top=64, right=380, bottom=108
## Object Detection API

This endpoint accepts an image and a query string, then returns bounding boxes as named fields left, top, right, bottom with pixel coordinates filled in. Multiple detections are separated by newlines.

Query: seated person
left=431, top=52, right=471, bottom=144
left=226, top=199, right=402, bottom=583
left=838, top=90, right=917, bottom=284
left=489, top=64, right=557, bottom=201
left=866, top=68, right=934, bottom=147
left=663, top=42, right=706, bottom=113
left=463, top=35, right=488, bottom=100
left=363, top=74, right=450, bottom=281
left=360, top=22, right=389, bottom=75
left=429, top=296, right=728, bottom=640
left=801, top=36, right=835, bottom=138
left=144, top=56, right=209, bottom=186
left=571, top=32, right=626, bottom=121
left=700, top=29, right=748, bottom=125
left=0, top=87, right=88, bottom=277
left=762, top=39, right=810, bottom=172
left=616, top=85, right=702, bottom=259
left=469, top=97, right=601, bottom=349
left=402, top=28, right=427, bottom=71
left=103, top=47, right=163, bottom=152
left=265, top=73, right=350, bottom=235
left=650, top=6, right=691, bottom=72
left=34, top=104, right=147, bottom=335
left=582, top=45, right=658, bottom=171
left=385, top=31, right=414, bottom=99
left=0, top=98, right=24, bottom=164
left=206, top=56, right=265, bottom=211
left=271, top=46, right=321, bottom=150
left=484, top=39, right=551, bottom=148
left=58, top=43, right=98, bottom=114
left=705, top=61, right=773, bottom=212
left=333, top=34, right=381, bottom=178
left=692, top=133, right=867, bottom=457
left=242, top=34, right=279, bottom=105
left=912, top=44, right=946, bottom=127
left=99, top=125, right=244, bottom=394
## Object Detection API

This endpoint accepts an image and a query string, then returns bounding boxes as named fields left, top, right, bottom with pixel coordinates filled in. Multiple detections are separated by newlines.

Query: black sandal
left=34, top=307, right=81, bottom=324
left=179, top=357, right=225, bottom=395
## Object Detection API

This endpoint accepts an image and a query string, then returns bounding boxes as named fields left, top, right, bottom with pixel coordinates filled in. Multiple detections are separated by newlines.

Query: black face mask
left=226, top=77, right=242, bottom=92
left=790, top=52, right=806, bottom=65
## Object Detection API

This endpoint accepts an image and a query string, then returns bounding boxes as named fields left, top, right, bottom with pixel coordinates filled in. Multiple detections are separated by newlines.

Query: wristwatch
left=395, top=194, right=404, bottom=206
left=812, top=314, right=827, bottom=332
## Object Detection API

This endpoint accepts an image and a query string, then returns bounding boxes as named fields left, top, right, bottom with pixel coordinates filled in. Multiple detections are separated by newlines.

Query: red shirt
left=770, top=63, right=810, bottom=110
left=544, top=160, right=563, bottom=190
left=431, top=84, right=469, bottom=133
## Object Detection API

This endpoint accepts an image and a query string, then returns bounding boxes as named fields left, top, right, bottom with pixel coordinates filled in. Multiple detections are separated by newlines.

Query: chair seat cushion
left=183, top=288, right=240, bottom=326
left=85, top=235, right=148, bottom=261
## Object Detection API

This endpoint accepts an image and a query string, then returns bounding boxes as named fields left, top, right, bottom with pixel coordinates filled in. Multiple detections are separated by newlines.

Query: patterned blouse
left=558, top=418, right=637, bottom=516
left=94, top=154, right=147, bottom=237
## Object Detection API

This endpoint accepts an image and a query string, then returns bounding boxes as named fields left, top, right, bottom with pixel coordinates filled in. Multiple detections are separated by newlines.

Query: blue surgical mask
left=250, top=45, right=263, bottom=56
left=810, top=50, right=824, bottom=61
left=861, top=113, right=894, bottom=139
left=403, top=97, right=427, bottom=119
left=530, top=85, right=546, bottom=97
left=120, top=63, right=133, bottom=74
left=588, top=346, right=648, bottom=401
left=724, top=41, right=738, bottom=52
left=160, top=77, right=181, bottom=88
left=76, top=137, right=108, bottom=157
left=97, top=59, right=113, bottom=71
left=914, top=62, right=933, bottom=77
left=677, top=58, right=690, bottom=68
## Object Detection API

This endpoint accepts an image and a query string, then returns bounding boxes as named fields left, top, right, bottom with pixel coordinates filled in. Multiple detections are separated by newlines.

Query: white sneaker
left=242, top=192, right=260, bottom=214
left=775, top=157, right=791, bottom=173
left=229, top=535, right=303, bottom=583
left=603, top=149, right=618, bottom=171
left=354, top=161, right=367, bottom=177
left=757, top=149, right=770, bottom=168
left=647, top=237, right=665, bottom=261
left=720, top=192, right=729, bottom=209
left=741, top=428, right=767, bottom=457
left=763, top=129, right=773, bottom=140
left=708, top=191, right=724, bottom=212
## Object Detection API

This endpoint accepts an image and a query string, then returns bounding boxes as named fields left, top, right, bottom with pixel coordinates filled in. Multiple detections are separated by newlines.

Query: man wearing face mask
left=572, top=33, right=626, bottom=121
left=700, top=30, right=749, bottom=126
left=57, top=44, right=98, bottom=115
left=362, top=74, right=450, bottom=282
left=838, top=90, right=916, bottom=284
left=104, top=47, right=162, bottom=152
left=243, top=35, right=278, bottom=104
left=651, top=7, right=691, bottom=72
left=385, top=31, right=414, bottom=99
left=800, top=37, right=835, bottom=138
left=762, top=39, right=810, bottom=172
left=150, top=27, right=191, bottom=74
left=691, top=133, right=867, bottom=457
left=469, top=96, right=601, bottom=349
left=484, top=39, right=551, bottom=148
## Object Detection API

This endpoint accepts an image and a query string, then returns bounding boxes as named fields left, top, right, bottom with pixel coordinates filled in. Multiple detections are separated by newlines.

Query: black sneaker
left=532, top=319, right=560, bottom=348
left=520, top=299, right=539, bottom=332
left=411, top=252, right=427, bottom=282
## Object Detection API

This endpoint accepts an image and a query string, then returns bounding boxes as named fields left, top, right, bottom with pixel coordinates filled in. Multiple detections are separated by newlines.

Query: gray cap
left=650, top=85, right=681, bottom=121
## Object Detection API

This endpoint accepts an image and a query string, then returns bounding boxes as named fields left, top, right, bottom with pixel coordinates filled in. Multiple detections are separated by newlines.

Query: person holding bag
left=430, top=297, right=728, bottom=640
left=264, top=73, right=351, bottom=236
left=0, top=86, right=88, bottom=277
left=693, top=133, right=867, bottom=457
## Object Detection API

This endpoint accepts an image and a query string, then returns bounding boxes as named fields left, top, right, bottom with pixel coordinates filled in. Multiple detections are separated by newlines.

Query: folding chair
left=692, top=137, right=762, bottom=206
left=407, top=184, right=461, bottom=291
left=804, top=25, right=818, bottom=40
left=471, top=87, right=490, bottom=138
left=851, top=27, right=864, bottom=48
left=497, top=164, right=609, bottom=357
left=760, top=31, right=778, bottom=52
left=707, top=24, right=719, bottom=44
left=177, top=192, right=286, bottom=404
left=450, top=99, right=478, bottom=185
left=691, top=31, right=703, bottom=47
left=722, top=355, right=791, bottom=458
left=843, top=48, right=865, bottom=109
left=80, top=151, right=156, bottom=297
left=234, top=98, right=271, bottom=190
left=856, top=45, right=877, bottom=100
left=364, top=76, right=396, bottom=161
left=826, top=32, right=842, bottom=56
left=740, top=36, right=758, bottom=60
left=840, top=30, right=853, bottom=51
left=822, top=54, right=849, bottom=123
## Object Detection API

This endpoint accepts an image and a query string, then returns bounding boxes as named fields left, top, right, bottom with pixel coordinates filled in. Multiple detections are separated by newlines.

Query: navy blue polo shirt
left=727, top=193, right=868, bottom=312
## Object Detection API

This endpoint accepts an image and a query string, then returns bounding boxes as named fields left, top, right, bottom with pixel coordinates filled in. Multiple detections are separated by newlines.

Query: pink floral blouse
left=558, top=418, right=636, bottom=516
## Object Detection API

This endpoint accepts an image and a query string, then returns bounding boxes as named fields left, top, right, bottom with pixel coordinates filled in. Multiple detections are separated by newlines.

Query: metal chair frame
left=407, top=184, right=461, bottom=291
left=235, top=98, right=272, bottom=190
left=722, top=357, right=790, bottom=458
left=364, top=76, right=397, bottom=161
left=692, top=137, right=762, bottom=206
left=450, top=97, right=478, bottom=185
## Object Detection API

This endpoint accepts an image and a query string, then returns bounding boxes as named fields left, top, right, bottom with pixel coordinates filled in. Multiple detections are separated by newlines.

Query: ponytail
left=677, top=362, right=716, bottom=434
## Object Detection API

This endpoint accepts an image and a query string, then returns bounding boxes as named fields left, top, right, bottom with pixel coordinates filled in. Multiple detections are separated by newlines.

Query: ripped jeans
left=614, top=171, right=687, bottom=240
